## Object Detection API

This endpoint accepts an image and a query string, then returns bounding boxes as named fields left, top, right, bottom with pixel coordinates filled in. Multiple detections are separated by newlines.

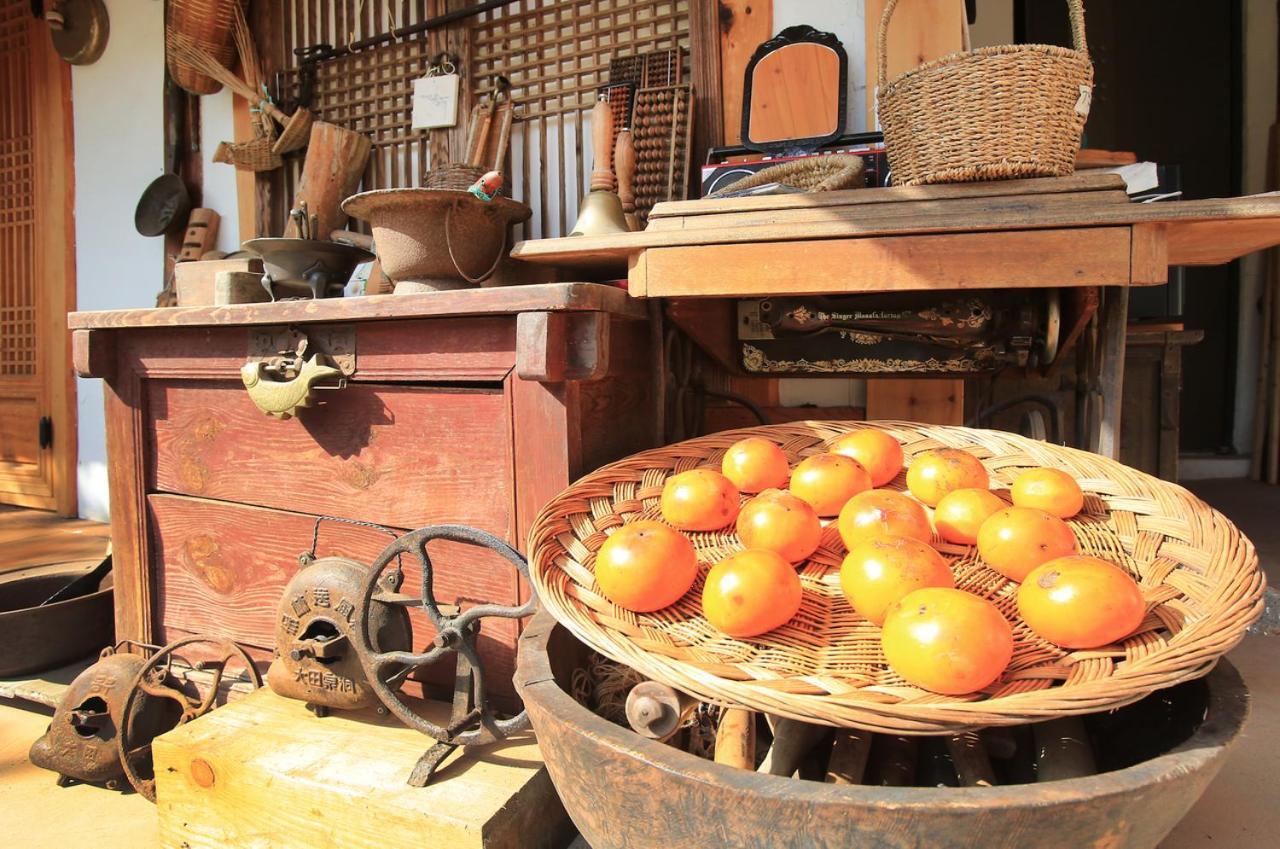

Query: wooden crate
left=153, top=687, right=574, bottom=849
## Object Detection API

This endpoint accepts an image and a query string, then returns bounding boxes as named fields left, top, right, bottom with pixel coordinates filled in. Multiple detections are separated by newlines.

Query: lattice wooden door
left=0, top=4, right=76, bottom=513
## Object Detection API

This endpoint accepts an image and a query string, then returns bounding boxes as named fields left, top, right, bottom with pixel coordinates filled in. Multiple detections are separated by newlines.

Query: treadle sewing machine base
left=153, top=687, right=574, bottom=849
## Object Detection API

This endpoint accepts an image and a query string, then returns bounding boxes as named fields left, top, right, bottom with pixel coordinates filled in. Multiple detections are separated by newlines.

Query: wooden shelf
left=508, top=176, right=1280, bottom=297
left=67, top=282, right=642, bottom=330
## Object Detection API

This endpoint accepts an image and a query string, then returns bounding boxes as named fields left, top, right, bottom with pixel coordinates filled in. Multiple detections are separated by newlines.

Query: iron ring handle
left=356, top=524, right=538, bottom=745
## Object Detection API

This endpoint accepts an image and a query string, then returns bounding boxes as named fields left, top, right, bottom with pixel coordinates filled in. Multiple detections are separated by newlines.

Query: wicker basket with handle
left=528, top=422, right=1264, bottom=734
left=877, top=0, right=1094, bottom=186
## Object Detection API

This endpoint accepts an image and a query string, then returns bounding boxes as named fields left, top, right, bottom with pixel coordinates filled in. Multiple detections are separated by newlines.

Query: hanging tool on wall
left=293, top=0, right=521, bottom=66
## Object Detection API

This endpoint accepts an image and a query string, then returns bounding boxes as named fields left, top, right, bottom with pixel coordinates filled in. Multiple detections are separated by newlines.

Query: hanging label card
left=411, top=73, right=460, bottom=129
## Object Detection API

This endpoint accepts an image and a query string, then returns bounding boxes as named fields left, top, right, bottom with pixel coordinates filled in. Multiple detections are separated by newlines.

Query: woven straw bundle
left=707, top=155, right=867, bottom=198
left=877, top=0, right=1093, bottom=186
left=529, top=422, right=1264, bottom=734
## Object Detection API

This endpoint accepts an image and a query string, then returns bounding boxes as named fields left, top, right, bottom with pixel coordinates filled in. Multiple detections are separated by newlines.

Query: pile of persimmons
left=593, top=429, right=1146, bottom=697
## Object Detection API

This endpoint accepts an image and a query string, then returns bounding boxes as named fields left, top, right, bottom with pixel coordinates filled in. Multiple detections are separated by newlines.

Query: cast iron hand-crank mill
left=355, top=525, right=538, bottom=786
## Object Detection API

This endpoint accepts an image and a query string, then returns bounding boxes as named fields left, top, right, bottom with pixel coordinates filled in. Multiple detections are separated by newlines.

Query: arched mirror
left=741, top=25, right=847, bottom=155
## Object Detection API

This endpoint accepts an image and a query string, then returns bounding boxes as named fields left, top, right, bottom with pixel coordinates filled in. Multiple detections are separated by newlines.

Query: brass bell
left=570, top=95, right=632, bottom=237
left=570, top=190, right=629, bottom=237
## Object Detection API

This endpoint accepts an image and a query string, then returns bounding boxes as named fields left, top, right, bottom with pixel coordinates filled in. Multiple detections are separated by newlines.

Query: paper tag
left=411, top=73, right=460, bottom=129
left=1075, top=84, right=1093, bottom=118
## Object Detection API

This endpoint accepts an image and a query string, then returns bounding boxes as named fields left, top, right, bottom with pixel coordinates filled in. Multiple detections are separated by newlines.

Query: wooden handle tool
left=946, top=731, right=997, bottom=787
left=758, top=717, right=826, bottom=777
left=614, top=128, right=638, bottom=230
left=624, top=681, right=695, bottom=742
left=824, top=730, right=873, bottom=785
left=589, top=96, right=615, bottom=192
left=713, top=709, right=756, bottom=770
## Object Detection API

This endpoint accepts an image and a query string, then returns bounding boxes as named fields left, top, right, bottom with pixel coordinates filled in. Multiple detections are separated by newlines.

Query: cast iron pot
left=0, top=564, right=114, bottom=677
left=515, top=611, right=1249, bottom=849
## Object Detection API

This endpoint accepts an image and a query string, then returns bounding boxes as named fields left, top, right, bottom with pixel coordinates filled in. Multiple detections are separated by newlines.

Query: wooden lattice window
left=270, top=0, right=688, bottom=239
left=0, top=1, right=36, bottom=377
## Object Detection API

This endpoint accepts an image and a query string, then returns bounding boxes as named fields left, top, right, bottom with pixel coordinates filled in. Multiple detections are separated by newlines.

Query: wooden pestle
left=624, top=681, right=695, bottom=742
left=589, top=97, right=616, bottom=192
left=614, top=128, right=638, bottom=230
left=713, top=709, right=756, bottom=770
left=758, top=717, right=827, bottom=777
left=1033, top=717, right=1097, bottom=781
left=825, top=730, right=873, bottom=785
left=947, top=731, right=997, bottom=787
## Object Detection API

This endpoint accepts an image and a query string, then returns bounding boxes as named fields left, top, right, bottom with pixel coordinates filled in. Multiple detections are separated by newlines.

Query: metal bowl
left=243, top=238, right=375, bottom=299
left=0, top=564, right=114, bottom=677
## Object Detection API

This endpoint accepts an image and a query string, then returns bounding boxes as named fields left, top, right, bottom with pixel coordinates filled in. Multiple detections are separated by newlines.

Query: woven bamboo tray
left=528, top=422, right=1265, bottom=734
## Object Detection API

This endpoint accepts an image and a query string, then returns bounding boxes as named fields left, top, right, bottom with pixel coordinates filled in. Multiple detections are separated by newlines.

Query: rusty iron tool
left=29, top=642, right=168, bottom=789
left=116, top=636, right=262, bottom=802
left=624, top=680, right=695, bottom=741
left=266, top=520, right=412, bottom=715
left=355, top=524, right=537, bottom=787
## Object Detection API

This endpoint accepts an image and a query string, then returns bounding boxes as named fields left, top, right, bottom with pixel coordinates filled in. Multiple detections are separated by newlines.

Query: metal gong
left=47, top=0, right=110, bottom=65
left=355, top=525, right=538, bottom=786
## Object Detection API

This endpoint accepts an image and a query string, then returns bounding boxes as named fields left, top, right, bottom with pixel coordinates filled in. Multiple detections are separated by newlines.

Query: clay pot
left=341, top=189, right=531, bottom=293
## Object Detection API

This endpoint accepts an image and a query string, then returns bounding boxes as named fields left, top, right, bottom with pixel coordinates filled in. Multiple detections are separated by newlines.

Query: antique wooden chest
left=70, top=284, right=651, bottom=706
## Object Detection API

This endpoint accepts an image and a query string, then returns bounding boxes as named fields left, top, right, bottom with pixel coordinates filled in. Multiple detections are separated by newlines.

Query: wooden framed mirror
left=741, top=25, right=847, bottom=155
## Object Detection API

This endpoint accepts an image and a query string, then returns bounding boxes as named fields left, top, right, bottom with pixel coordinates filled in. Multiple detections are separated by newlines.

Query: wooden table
left=510, top=175, right=1280, bottom=458
left=69, top=283, right=651, bottom=707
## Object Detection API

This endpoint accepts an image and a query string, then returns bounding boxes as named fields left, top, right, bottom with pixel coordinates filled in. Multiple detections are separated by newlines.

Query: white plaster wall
left=72, top=0, right=165, bottom=521
left=70, top=3, right=241, bottom=520
left=200, top=89, right=243, bottom=253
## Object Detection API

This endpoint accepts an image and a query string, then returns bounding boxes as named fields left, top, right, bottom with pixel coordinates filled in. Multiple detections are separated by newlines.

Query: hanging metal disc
left=49, top=0, right=110, bottom=66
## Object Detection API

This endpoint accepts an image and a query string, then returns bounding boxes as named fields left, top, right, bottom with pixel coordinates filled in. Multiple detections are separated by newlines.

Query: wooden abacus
left=631, top=83, right=694, bottom=225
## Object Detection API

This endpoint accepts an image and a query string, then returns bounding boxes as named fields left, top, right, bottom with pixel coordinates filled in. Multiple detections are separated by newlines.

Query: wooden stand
left=153, top=688, right=574, bottom=849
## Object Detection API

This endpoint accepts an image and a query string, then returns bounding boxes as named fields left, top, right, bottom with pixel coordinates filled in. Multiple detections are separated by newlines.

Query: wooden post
left=863, top=1, right=968, bottom=424
left=1096, top=286, right=1130, bottom=459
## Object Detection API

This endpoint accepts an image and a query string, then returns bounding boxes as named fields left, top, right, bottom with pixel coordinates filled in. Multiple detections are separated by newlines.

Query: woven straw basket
left=528, top=422, right=1264, bottom=734
left=877, top=0, right=1094, bottom=186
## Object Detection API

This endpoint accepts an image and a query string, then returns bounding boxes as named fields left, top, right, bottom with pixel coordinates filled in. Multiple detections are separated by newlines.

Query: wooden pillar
left=864, top=0, right=968, bottom=424
left=1096, top=286, right=1130, bottom=459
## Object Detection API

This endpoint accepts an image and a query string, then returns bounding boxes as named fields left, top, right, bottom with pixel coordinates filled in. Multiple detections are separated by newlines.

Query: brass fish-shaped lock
left=241, top=353, right=344, bottom=419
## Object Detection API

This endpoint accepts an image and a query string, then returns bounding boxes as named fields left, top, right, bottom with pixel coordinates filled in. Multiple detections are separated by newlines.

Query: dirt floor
left=1, top=480, right=1277, bottom=847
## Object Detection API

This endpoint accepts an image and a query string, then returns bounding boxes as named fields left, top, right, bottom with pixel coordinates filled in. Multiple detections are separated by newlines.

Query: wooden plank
left=1168, top=217, right=1280, bottom=265
left=638, top=228, right=1137, bottom=298
left=511, top=193, right=1280, bottom=273
left=68, top=282, right=646, bottom=330
left=648, top=174, right=1127, bottom=221
left=153, top=688, right=572, bottom=849
left=688, top=0, right=725, bottom=183
left=104, top=366, right=154, bottom=645
left=147, top=382, right=512, bottom=531
left=719, top=0, right=773, bottom=146
left=109, top=317, right=516, bottom=383
left=515, top=312, right=610, bottom=382
left=866, top=0, right=966, bottom=128
left=0, top=504, right=109, bottom=573
left=866, top=380, right=962, bottom=425
left=0, top=658, right=90, bottom=708
left=647, top=189, right=1134, bottom=233
left=1131, top=223, right=1169, bottom=285
left=72, top=328, right=115, bottom=380
left=147, top=494, right=523, bottom=699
